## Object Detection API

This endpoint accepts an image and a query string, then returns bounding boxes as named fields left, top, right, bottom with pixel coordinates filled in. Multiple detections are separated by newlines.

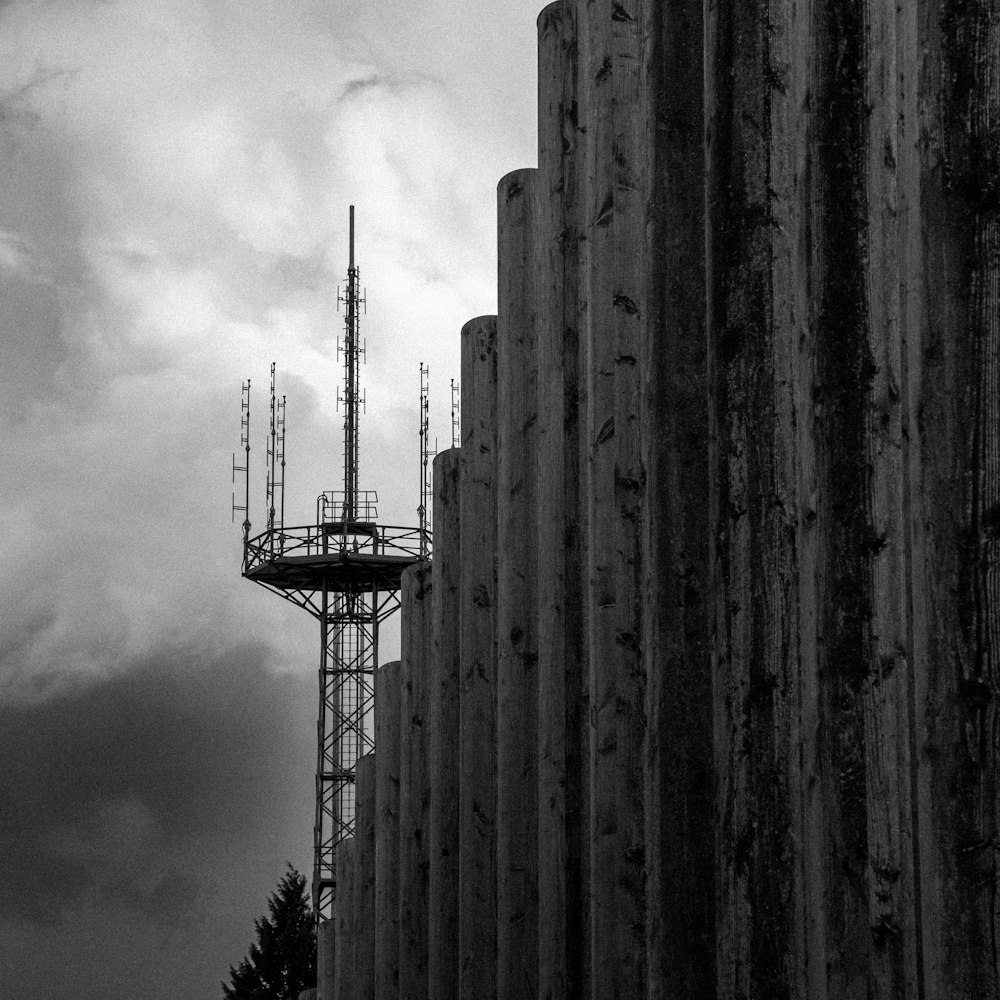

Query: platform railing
left=316, top=489, right=379, bottom=525
left=243, top=521, right=431, bottom=578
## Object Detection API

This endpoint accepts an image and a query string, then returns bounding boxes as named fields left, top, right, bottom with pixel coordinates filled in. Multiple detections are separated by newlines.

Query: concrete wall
left=320, top=1, right=1000, bottom=997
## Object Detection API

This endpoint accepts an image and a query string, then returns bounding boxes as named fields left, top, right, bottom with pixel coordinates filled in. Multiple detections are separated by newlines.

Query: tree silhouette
left=223, top=864, right=316, bottom=1000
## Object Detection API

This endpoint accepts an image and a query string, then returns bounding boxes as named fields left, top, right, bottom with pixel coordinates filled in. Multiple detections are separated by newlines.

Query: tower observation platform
left=244, top=516, right=425, bottom=601
left=237, top=206, right=429, bottom=919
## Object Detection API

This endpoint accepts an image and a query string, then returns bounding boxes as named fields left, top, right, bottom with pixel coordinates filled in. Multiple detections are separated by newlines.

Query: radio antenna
left=279, top=393, right=286, bottom=533
left=418, top=363, right=434, bottom=558
left=337, top=205, right=367, bottom=522
left=451, top=378, right=460, bottom=449
left=238, top=206, right=427, bottom=921
left=266, top=362, right=288, bottom=556
left=232, top=379, right=251, bottom=545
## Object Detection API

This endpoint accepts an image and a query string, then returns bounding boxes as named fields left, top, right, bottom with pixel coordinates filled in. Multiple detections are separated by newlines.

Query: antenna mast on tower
left=232, top=379, right=251, bottom=546
left=266, top=364, right=286, bottom=545
left=418, top=363, right=433, bottom=559
left=337, top=206, right=366, bottom=521
left=237, top=206, right=430, bottom=922
left=451, top=378, right=460, bottom=449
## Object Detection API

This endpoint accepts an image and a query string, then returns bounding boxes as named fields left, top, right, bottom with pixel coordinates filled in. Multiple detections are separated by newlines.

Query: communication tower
left=450, top=378, right=460, bottom=449
left=236, top=206, right=430, bottom=918
left=417, top=364, right=435, bottom=559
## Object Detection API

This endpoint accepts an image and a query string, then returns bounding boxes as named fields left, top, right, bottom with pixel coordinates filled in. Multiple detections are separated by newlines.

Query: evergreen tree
left=223, top=864, right=316, bottom=1000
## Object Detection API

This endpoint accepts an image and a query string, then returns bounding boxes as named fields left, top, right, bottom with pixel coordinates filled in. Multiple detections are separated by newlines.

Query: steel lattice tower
left=237, top=206, right=428, bottom=919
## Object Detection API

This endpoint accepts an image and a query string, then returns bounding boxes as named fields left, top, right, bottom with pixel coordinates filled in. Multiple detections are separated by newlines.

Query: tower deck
left=244, top=522, right=426, bottom=600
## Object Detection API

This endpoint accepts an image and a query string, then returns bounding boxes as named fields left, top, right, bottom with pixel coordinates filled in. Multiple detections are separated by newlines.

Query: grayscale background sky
left=0, top=2, right=540, bottom=997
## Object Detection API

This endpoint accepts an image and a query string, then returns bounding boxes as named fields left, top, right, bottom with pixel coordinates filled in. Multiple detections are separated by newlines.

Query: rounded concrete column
left=458, top=315, right=499, bottom=1000
left=374, top=660, right=401, bottom=1000
left=429, top=448, right=462, bottom=1000
left=496, top=166, right=540, bottom=1000
left=399, top=563, right=432, bottom=1000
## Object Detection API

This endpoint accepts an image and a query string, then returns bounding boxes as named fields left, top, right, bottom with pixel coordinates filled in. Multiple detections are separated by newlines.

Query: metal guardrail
left=243, top=522, right=431, bottom=578
left=316, top=489, right=380, bottom=524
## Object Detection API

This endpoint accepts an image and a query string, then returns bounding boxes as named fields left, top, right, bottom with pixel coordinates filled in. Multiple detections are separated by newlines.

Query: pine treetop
left=223, top=864, right=316, bottom=1000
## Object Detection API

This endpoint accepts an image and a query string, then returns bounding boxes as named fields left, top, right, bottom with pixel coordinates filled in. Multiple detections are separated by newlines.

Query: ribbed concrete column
left=374, top=660, right=401, bottom=1000
left=641, top=1, right=714, bottom=997
left=349, top=840, right=360, bottom=1000
left=701, top=0, right=992, bottom=996
left=906, top=3, right=1000, bottom=996
left=318, top=918, right=335, bottom=1000
left=429, top=448, right=461, bottom=1000
left=898, top=11, right=933, bottom=990
left=535, top=5, right=587, bottom=1000
left=705, top=2, right=834, bottom=994
left=399, top=562, right=432, bottom=1000
left=496, top=166, right=539, bottom=1000
left=355, top=753, right=376, bottom=1000
left=578, top=2, right=646, bottom=996
left=333, top=839, right=356, bottom=1000
left=853, top=8, right=912, bottom=997
left=458, top=314, right=499, bottom=1000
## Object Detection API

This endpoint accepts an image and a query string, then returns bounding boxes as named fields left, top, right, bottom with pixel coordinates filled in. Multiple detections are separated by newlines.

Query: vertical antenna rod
left=267, top=363, right=278, bottom=536
left=451, top=378, right=460, bottom=449
left=279, top=394, right=286, bottom=533
left=232, top=379, right=252, bottom=545
left=339, top=205, right=364, bottom=522
left=239, top=204, right=424, bottom=925
left=419, top=363, right=432, bottom=558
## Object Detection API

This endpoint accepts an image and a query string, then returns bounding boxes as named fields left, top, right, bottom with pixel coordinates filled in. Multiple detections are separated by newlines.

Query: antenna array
left=336, top=205, right=367, bottom=521
left=418, top=363, right=434, bottom=559
left=451, top=378, right=461, bottom=449
left=266, top=363, right=287, bottom=539
left=232, top=379, right=251, bottom=542
left=237, top=206, right=429, bottom=922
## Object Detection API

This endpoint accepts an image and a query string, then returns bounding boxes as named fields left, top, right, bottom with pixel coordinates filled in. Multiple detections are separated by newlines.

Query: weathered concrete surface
left=429, top=448, right=461, bottom=1000
left=706, top=1, right=862, bottom=993
left=909, top=3, right=1000, bottom=997
left=318, top=918, right=335, bottom=1000
left=706, top=1, right=1000, bottom=997
left=374, top=660, right=401, bottom=1000
left=536, top=4, right=587, bottom=999
left=577, top=1, right=646, bottom=996
left=496, top=166, right=540, bottom=1000
left=355, top=753, right=376, bottom=1000
left=301, top=5, right=1000, bottom=1000
left=332, top=839, right=356, bottom=1000
left=399, top=562, right=432, bottom=1000
left=641, top=0, right=714, bottom=997
left=458, top=314, right=499, bottom=1000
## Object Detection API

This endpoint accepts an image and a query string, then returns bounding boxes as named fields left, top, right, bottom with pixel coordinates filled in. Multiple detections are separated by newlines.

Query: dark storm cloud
left=0, top=1, right=539, bottom=995
left=0, top=642, right=314, bottom=925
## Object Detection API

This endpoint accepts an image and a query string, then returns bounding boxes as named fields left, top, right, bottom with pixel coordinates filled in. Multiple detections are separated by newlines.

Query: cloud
left=0, top=641, right=314, bottom=925
left=0, top=0, right=536, bottom=725
left=0, top=1, right=540, bottom=995
left=0, top=0, right=364, bottom=697
left=0, top=228, right=33, bottom=274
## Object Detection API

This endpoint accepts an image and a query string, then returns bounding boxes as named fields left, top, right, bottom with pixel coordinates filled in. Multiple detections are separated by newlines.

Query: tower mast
left=342, top=205, right=362, bottom=520
left=238, top=207, right=430, bottom=921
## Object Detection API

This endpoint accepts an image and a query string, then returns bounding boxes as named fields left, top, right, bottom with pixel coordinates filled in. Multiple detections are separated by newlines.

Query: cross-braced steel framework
left=237, top=206, right=428, bottom=920
left=242, top=514, right=427, bottom=915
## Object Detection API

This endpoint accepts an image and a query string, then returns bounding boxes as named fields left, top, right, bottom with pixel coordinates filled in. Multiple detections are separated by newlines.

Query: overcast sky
left=0, top=1, right=540, bottom=997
